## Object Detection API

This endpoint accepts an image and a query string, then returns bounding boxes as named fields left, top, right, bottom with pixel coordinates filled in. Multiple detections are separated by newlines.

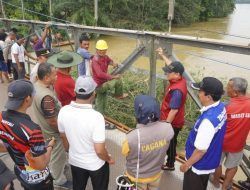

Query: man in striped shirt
left=0, top=79, right=55, bottom=190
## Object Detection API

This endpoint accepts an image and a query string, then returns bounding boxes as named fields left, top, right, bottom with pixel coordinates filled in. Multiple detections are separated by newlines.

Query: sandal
left=105, top=123, right=116, bottom=130
left=161, top=164, right=175, bottom=171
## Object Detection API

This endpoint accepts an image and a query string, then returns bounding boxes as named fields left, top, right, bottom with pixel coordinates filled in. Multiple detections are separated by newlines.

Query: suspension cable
left=198, top=29, right=250, bottom=40
left=2, top=0, right=250, bottom=72
left=174, top=50, right=250, bottom=71
left=2, top=0, right=71, bottom=24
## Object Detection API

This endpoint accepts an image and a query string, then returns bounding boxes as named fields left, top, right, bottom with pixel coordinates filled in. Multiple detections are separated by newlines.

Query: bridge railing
left=1, top=18, right=250, bottom=182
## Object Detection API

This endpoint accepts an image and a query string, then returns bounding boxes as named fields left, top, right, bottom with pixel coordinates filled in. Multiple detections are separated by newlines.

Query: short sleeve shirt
left=169, top=90, right=183, bottom=109
left=58, top=102, right=105, bottom=171
left=33, top=38, right=44, bottom=51
left=11, top=43, right=25, bottom=63
left=0, top=110, right=47, bottom=167
left=54, top=71, right=76, bottom=106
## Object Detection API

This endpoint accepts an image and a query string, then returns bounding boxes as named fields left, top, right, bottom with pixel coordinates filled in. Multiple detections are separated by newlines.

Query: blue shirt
left=77, top=48, right=91, bottom=76
left=169, top=90, right=182, bottom=109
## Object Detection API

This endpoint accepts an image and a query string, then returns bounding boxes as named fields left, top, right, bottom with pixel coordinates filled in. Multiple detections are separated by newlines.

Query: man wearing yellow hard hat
left=92, top=39, right=127, bottom=117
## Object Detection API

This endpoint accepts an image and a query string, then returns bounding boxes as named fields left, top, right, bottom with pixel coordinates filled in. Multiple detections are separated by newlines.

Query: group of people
left=0, top=26, right=249, bottom=190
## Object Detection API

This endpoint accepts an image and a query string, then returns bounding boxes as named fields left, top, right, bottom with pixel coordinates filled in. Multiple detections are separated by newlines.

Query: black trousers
left=183, top=168, right=209, bottom=190
left=166, top=127, right=181, bottom=167
left=7, top=59, right=12, bottom=74
left=71, top=162, right=109, bottom=190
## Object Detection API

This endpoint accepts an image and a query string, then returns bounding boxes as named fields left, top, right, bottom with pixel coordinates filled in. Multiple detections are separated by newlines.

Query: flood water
left=64, top=4, right=250, bottom=83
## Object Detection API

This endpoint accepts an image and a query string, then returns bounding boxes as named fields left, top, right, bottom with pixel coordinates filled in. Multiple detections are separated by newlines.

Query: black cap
left=35, top=48, right=53, bottom=57
left=162, top=61, right=184, bottom=75
left=191, top=77, right=224, bottom=96
left=5, top=79, right=35, bottom=110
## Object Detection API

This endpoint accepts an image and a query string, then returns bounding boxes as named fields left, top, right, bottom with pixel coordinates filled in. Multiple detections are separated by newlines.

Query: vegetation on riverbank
left=3, top=0, right=235, bottom=30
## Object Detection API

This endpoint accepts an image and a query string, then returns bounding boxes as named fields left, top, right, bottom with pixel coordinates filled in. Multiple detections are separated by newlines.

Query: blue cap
left=5, top=79, right=35, bottom=110
left=134, top=95, right=160, bottom=125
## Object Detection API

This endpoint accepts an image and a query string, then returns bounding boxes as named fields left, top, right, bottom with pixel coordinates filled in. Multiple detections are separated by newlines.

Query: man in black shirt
left=0, top=79, right=55, bottom=190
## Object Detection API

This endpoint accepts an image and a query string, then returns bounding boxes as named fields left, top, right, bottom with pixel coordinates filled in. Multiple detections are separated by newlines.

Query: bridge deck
left=0, top=81, right=237, bottom=190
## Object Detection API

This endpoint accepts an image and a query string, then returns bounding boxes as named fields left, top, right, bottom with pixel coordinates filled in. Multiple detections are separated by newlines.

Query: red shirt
left=92, top=54, right=113, bottom=86
left=223, top=96, right=250, bottom=152
left=160, top=78, right=187, bottom=128
left=54, top=71, right=75, bottom=106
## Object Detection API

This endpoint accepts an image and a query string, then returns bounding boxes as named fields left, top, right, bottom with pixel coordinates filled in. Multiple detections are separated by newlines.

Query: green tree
left=2, top=0, right=236, bottom=30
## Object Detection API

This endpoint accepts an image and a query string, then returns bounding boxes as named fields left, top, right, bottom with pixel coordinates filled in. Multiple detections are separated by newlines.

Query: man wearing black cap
left=30, top=48, right=53, bottom=83
left=180, top=77, right=226, bottom=190
left=156, top=47, right=187, bottom=171
left=0, top=79, right=55, bottom=190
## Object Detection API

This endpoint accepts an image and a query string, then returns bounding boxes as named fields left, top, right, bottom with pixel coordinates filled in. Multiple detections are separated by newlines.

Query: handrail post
left=20, top=0, right=25, bottom=20
left=0, top=0, right=6, bottom=18
left=148, top=35, right=157, bottom=97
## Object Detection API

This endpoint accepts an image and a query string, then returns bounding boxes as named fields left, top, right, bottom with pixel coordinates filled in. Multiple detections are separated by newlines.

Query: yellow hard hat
left=96, top=40, right=108, bottom=50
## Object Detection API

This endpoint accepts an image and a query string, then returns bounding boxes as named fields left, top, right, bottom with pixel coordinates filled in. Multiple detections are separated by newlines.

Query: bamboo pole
left=0, top=0, right=6, bottom=18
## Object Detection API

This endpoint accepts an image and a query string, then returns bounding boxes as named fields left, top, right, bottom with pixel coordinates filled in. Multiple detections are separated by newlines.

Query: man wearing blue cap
left=121, top=95, right=174, bottom=190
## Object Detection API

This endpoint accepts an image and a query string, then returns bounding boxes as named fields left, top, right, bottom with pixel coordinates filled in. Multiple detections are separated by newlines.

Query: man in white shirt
left=11, top=34, right=36, bottom=80
left=180, top=77, right=226, bottom=190
left=58, top=76, right=115, bottom=190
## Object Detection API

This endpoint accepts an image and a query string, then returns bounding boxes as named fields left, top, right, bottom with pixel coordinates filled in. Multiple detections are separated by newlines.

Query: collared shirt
left=92, top=54, right=113, bottom=86
left=191, top=101, right=220, bottom=175
left=58, top=101, right=105, bottom=171
left=54, top=71, right=76, bottom=106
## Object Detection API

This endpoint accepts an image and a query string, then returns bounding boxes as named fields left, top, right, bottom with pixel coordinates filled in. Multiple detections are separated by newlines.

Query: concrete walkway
left=0, top=81, right=238, bottom=190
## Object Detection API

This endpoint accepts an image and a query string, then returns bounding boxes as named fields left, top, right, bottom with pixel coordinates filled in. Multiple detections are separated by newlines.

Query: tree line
left=2, top=0, right=235, bottom=30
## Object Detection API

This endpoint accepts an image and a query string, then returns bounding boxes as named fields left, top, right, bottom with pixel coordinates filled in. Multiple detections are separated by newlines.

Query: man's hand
left=108, top=155, right=115, bottom=165
left=112, top=62, right=118, bottom=69
left=180, top=162, right=190, bottom=173
left=156, top=47, right=164, bottom=56
left=45, top=24, right=50, bottom=30
left=112, top=74, right=121, bottom=79
left=47, top=137, right=56, bottom=148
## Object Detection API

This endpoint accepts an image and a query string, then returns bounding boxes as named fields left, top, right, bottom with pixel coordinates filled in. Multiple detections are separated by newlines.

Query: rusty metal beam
left=112, top=45, right=145, bottom=75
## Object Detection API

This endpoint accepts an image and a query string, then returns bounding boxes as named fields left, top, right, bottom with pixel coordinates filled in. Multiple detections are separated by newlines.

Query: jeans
left=12, top=62, right=26, bottom=80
